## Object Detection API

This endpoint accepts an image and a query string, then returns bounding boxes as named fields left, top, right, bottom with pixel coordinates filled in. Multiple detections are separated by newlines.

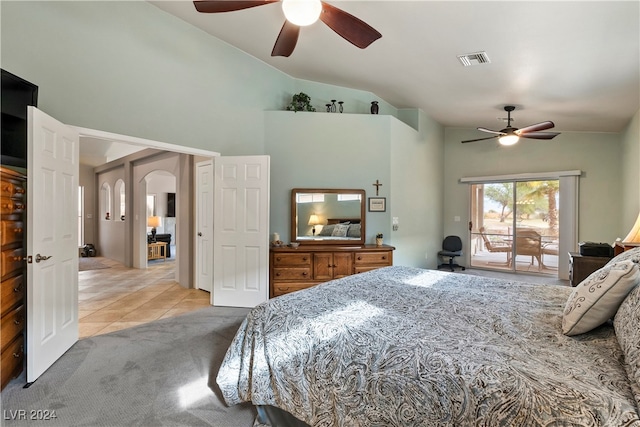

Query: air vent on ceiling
left=457, top=51, right=491, bottom=67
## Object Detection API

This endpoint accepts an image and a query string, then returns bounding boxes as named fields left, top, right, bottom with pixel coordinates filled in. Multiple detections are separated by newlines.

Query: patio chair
left=514, top=228, right=543, bottom=270
left=479, top=227, right=512, bottom=264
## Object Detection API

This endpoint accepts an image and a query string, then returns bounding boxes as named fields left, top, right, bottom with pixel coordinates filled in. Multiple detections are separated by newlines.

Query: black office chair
left=437, top=235, right=465, bottom=271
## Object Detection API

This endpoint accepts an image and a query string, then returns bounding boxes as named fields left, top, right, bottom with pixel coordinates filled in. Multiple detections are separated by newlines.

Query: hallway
left=78, top=257, right=210, bottom=338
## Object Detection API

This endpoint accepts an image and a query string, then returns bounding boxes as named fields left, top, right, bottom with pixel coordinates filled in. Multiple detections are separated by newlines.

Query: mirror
left=291, top=188, right=366, bottom=245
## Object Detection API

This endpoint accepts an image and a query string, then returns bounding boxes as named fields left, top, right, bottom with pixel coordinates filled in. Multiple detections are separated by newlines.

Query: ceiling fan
left=193, top=0, right=382, bottom=57
left=461, top=106, right=560, bottom=145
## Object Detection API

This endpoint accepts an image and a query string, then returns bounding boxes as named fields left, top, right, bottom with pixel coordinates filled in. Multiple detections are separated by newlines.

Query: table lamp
left=308, top=214, right=320, bottom=236
left=148, top=216, right=161, bottom=242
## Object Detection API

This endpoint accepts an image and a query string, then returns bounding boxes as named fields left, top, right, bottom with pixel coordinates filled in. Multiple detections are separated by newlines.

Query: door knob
left=35, top=254, right=52, bottom=263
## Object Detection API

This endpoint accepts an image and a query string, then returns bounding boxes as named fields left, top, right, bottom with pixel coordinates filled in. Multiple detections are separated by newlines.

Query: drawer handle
left=14, top=188, right=25, bottom=194
left=302, top=272, right=307, bottom=276
left=13, top=352, right=21, bottom=358
left=13, top=286, right=22, bottom=293
left=332, top=264, right=337, bottom=268
left=13, top=228, right=23, bottom=233
left=381, top=256, right=387, bottom=260
left=14, top=203, right=25, bottom=210
left=276, top=257, right=281, bottom=261
left=14, top=318, right=22, bottom=325
left=357, top=256, right=362, bottom=260
left=302, top=257, right=308, bottom=261
left=275, top=272, right=281, bottom=276
left=12, top=256, right=24, bottom=262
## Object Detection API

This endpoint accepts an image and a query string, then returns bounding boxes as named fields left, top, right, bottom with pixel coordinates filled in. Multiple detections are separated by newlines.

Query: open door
left=195, top=159, right=214, bottom=292
left=26, top=106, right=79, bottom=382
left=213, top=156, right=269, bottom=308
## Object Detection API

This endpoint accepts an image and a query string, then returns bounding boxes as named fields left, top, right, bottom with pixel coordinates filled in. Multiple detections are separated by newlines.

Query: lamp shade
left=147, top=216, right=161, bottom=228
left=308, top=214, right=320, bottom=226
left=623, top=212, right=640, bottom=243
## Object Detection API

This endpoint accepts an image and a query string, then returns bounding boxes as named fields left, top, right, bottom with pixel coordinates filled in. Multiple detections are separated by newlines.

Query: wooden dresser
left=270, top=244, right=395, bottom=297
left=0, top=166, right=26, bottom=390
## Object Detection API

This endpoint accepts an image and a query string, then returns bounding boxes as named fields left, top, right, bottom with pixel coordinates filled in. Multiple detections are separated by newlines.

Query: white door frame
left=72, top=126, right=220, bottom=281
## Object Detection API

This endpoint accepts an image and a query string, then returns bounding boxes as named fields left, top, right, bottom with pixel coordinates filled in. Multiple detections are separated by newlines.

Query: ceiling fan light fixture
left=282, top=0, right=322, bottom=26
left=498, top=134, right=519, bottom=146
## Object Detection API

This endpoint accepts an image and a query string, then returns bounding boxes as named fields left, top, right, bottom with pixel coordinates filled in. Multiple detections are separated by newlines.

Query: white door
left=195, top=159, right=214, bottom=293
left=26, top=106, right=79, bottom=382
left=213, top=156, right=270, bottom=308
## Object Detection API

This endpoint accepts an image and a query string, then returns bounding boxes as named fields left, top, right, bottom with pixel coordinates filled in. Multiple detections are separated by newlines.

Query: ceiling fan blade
left=515, top=121, right=555, bottom=135
left=271, top=20, right=300, bottom=57
left=477, top=127, right=506, bottom=136
left=193, top=0, right=279, bottom=13
left=319, top=2, right=382, bottom=49
left=520, top=132, right=560, bottom=140
left=461, top=136, right=499, bottom=144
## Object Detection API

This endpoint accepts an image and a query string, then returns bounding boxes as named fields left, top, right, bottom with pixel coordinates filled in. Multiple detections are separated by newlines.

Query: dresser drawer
left=1, top=248, right=24, bottom=278
left=1, top=305, right=24, bottom=352
left=272, top=282, right=317, bottom=297
left=0, top=179, right=26, bottom=200
left=272, top=267, right=312, bottom=281
left=354, top=251, right=392, bottom=265
left=1, top=275, right=24, bottom=314
left=354, top=265, right=387, bottom=274
left=0, top=197, right=25, bottom=216
left=272, top=253, right=312, bottom=266
left=1, top=334, right=24, bottom=390
left=1, top=220, right=24, bottom=246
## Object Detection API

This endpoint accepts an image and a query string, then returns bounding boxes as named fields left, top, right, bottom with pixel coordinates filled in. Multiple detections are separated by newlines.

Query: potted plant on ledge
left=286, top=92, right=316, bottom=112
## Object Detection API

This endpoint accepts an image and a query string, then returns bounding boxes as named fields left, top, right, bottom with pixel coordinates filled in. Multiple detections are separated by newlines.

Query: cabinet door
left=333, top=252, right=353, bottom=278
left=313, top=253, right=333, bottom=281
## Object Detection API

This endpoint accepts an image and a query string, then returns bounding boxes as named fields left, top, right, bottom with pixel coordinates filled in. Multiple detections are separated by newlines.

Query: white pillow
left=562, top=260, right=639, bottom=336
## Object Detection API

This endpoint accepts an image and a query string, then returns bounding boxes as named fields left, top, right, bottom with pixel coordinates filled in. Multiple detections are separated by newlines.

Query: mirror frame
left=291, top=188, right=366, bottom=245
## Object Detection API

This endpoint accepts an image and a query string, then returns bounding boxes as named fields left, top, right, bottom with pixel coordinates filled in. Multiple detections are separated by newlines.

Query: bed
left=216, top=261, right=640, bottom=426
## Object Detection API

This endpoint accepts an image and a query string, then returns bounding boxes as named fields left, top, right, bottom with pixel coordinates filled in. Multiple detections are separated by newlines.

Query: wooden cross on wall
left=373, top=179, right=382, bottom=196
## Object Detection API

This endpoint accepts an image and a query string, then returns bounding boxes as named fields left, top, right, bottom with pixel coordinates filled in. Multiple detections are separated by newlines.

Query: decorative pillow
left=318, top=224, right=335, bottom=236
left=605, top=246, right=640, bottom=267
left=613, top=284, right=640, bottom=403
left=562, top=260, right=639, bottom=336
left=347, top=223, right=361, bottom=238
left=331, top=223, right=349, bottom=237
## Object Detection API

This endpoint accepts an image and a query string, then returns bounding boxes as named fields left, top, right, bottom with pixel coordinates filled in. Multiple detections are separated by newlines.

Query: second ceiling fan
left=193, top=0, right=382, bottom=57
left=462, top=106, right=560, bottom=145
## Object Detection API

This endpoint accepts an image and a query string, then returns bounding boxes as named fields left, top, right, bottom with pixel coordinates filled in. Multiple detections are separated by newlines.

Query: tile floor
left=78, top=257, right=211, bottom=339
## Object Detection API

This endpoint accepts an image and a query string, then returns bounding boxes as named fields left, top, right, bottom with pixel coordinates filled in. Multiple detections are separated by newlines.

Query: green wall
left=620, top=109, right=640, bottom=232
left=1, top=1, right=442, bottom=268
left=443, top=129, right=624, bottom=251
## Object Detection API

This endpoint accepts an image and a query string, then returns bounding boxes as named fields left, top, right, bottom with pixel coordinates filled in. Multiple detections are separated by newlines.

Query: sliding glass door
left=470, top=180, right=560, bottom=275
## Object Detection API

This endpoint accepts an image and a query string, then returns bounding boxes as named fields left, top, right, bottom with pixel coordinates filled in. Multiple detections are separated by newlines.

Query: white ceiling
left=149, top=0, right=639, bottom=133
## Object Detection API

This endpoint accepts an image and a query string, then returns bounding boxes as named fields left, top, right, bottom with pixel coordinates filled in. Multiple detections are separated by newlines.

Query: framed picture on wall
left=368, top=197, right=386, bottom=212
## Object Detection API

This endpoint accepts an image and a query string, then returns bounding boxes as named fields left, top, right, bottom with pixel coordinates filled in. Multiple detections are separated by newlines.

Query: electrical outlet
left=454, top=216, right=461, bottom=222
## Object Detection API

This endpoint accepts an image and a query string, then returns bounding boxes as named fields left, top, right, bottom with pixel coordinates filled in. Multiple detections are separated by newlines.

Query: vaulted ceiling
left=149, top=1, right=640, bottom=134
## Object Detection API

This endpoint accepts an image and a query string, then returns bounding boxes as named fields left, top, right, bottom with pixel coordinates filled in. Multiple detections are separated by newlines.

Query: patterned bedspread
left=216, top=266, right=640, bottom=426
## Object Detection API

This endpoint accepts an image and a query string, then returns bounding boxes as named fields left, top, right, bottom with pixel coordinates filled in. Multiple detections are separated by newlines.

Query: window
left=100, top=182, right=112, bottom=220
left=114, top=179, right=125, bottom=221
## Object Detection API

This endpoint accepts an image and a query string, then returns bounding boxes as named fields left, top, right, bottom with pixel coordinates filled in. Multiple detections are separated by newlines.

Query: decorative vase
left=326, top=103, right=331, bottom=112
left=330, top=100, right=337, bottom=113
left=338, top=101, right=344, bottom=113
left=376, top=237, right=383, bottom=246
left=370, top=101, right=379, bottom=114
